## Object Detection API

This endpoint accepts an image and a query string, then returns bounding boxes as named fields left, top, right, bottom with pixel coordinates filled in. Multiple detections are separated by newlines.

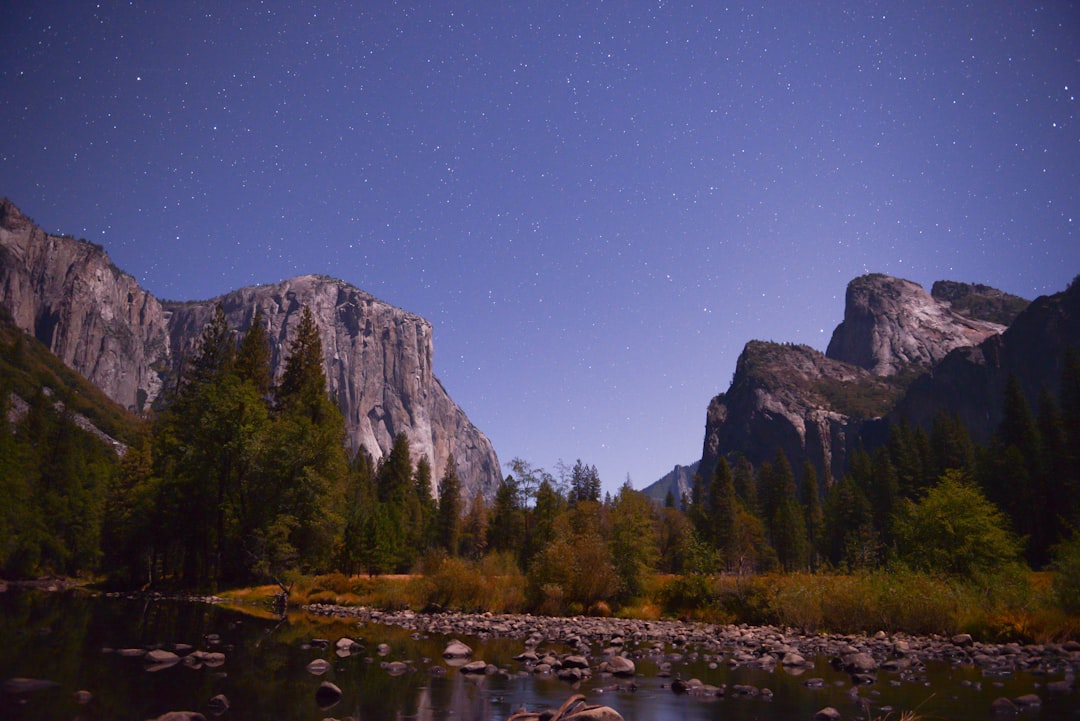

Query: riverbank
left=302, top=603, right=1080, bottom=685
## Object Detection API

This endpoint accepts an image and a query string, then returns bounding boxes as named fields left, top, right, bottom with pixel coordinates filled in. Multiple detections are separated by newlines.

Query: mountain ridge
left=0, top=198, right=501, bottom=498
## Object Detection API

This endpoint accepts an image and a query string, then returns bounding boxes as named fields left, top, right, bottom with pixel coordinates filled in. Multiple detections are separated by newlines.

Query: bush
left=1051, top=532, right=1080, bottom=615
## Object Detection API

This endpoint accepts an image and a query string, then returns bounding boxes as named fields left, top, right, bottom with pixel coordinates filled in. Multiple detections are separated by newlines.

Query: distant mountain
left=0, top=198, right=501, bottom=498
left=641, top=461, right=699, bottom=507
left=698, top=273, right=1044, bottom=484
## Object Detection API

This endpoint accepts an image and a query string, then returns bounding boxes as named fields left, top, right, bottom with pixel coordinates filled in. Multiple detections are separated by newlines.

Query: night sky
left=2, top=2, right=1077, bottom=493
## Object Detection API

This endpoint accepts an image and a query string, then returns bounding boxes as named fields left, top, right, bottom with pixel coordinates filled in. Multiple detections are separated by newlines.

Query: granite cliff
left=697, top=274, right=1029, bottom=485
left=826, top=274, right=1007, bottom=376
left=0, top=198, right=500, bottom=497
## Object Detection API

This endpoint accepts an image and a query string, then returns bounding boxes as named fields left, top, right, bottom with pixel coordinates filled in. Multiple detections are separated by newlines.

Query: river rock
left=336, top=637, right=361, bottom=652
left=1013, top=694, right=1041, bottom=708
left=315, top=681, right=342, bottom=708
left=384, top=661, right=408, bottom=676
left=207, top=694, right=229, bottom=715
left=145, top=650, right=180, bottom=666
left=814, top=708, right=841, bottom=721
left=602, top=656, right=635, bottom=677
left=460, top=660, right=489, bottom=674
left=306, top=659, right=331, bottom=675
left=147, top=713, right=206, bottom=721
left=443, top=640, right=472, bottom=658
left=842, top=652, right=877, bottom=673
left=562, top=655, right=590, bottom=669
left=990, top=697, right=1017, bottom=715
left=74, top=689, right=93, bottom=704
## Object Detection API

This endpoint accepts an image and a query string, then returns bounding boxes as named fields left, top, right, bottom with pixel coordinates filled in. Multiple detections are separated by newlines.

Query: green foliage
left=1050, top=531, right=1080, bottom=615
left=609, top=483, right=659, bottom=599
left=893, top=470, right=1025, bottom=581
left=435, top=453, right=462, bottom=556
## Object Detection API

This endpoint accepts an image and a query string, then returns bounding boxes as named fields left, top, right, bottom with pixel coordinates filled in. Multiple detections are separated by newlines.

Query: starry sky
left=2, top=2, right=1077, bottom=493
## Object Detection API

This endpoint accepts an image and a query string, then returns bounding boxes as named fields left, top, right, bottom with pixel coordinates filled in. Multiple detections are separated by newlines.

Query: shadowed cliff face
left=698, top=274, right=1018, bottom=484
left=893, top=279, right=1080, bottom=444
left=0, top=198, right=501, bottom=498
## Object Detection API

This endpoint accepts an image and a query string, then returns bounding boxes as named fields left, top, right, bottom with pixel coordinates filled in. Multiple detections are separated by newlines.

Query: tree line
left=2, top=306, right=1079, bottom=611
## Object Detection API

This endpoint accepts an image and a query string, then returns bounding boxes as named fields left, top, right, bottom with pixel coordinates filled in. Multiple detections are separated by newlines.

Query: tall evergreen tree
left=802, top=460, right=825, bottom=569
left=436, top=453, right=462, bottom=555
left=460, top=491, right=489, bottom=560
left=768, top=450, right=808, bottom=571
left=488, top=474, right=526, bottom=559
left=707, top=457, right=738, bottom=561
left=235, top=308, right=273, bottom=397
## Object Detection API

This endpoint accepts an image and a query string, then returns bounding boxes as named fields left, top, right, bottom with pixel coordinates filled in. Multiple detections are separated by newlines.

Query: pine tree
left=707, top=458, right=738, bottom=561
left=436, top=453, right=462, bottom=555
left=277, top=306, right=329, bottom=420
left=235, top=308, right=272, bottom=397
left=460, top=491, right=489, bottom=560
left=488, top=474, right=525, bottom=559
left=769, top=450, right=808, bottom=571
left=802, top=460, right=824, bottom=569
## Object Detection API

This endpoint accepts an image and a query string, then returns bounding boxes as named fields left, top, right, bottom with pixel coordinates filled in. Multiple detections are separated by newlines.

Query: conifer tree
left=707, top=457, right=738, bottom=561
left=460, top=491, right=489, bottom=559
left=769, top=450, right=808, bottom=571
left=436, top=453, right=462, bottom=555
left=488, top=474, right=525, bottom=558
left=802, top=460, right=824, bottom=569
left=235, top=308, right=272, bottom=397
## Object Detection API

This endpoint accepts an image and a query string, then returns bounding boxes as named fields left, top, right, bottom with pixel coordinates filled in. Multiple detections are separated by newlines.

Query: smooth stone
left=562, top=655, right=590, bottom=669
left=306, top=658, right=331, bottom=675
left=74, top=689, right=93, bottom=704
left=148, top=713, right=207, bottom=721
left=1013, top=694, right=1041, bottom=707
left=145, top=650, right=180, bottom=666
left=814, top=707, right=841, bottom=721
left=443, top=639, right=473, bottom=658
left=460, top=660, right=489, bottom=674
left=384, top=661, right=408, bottom=676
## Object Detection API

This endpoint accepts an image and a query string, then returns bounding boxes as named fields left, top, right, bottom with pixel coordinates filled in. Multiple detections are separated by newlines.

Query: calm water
left=0, top=589, right=1076, bottom=720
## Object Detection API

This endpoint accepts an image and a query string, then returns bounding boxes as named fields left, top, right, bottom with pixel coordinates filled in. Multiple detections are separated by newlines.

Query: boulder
left=460, top=660, right=489, bottom=674
left=443, top=640, right=473, bottom=659
left=306, top=659, right=331, bottom=675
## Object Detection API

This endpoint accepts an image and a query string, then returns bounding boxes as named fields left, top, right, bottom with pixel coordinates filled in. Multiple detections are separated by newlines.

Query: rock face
left=700, top=341, right=892, bottom=482
left=0, top=198, right=501, bottom=497
left=893, top=278, right=1080, bottom=444
left=699, top=274, right=1019, bottom=483
left=826, top=274, right=1006, bottom=377
left=0, top=199, right=170, bottom=411
left=162, top=275, right=501, bottom=490
left=642, top=461, right=699, bottom=507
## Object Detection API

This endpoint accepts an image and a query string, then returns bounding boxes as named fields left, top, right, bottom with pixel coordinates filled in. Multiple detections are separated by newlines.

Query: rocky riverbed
left=305, top=603, right=1079, bottom=714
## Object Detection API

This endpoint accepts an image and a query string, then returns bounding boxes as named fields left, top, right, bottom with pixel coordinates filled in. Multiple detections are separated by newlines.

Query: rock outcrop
left=641, top=461, right=699, bottom=507
left=0, top=199, right=170, bottom=411
left=826, top=274, right=1006, bottom=376
left=162, top=275, right=501, bottom=490
left=0, top=198, right=501, bottom=497
left=699, top=274, right=1019, bottom=483
left=699, top=341, right=894, bottom=483
left=893, top=277, right=1080, bottom=444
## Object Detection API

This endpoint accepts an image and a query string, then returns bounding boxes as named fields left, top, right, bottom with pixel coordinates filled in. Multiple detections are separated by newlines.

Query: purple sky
left=2, top=1, right=1077, bottom=493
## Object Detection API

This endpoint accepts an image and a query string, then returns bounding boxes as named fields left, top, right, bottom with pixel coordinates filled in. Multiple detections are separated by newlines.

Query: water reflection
left=0, top=590, right=1073, bottom=721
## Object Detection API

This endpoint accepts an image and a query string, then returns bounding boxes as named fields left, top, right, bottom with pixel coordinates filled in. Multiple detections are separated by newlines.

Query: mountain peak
left=826, top=273, right=1007, bottom=376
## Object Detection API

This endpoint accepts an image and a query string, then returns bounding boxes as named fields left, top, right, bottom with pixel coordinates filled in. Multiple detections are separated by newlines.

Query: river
left=0, top=589, right=1075, bottom=720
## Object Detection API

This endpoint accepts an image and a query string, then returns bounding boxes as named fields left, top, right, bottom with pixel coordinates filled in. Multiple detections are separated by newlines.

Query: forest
left=2, top=304, right=1080, bottom=635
